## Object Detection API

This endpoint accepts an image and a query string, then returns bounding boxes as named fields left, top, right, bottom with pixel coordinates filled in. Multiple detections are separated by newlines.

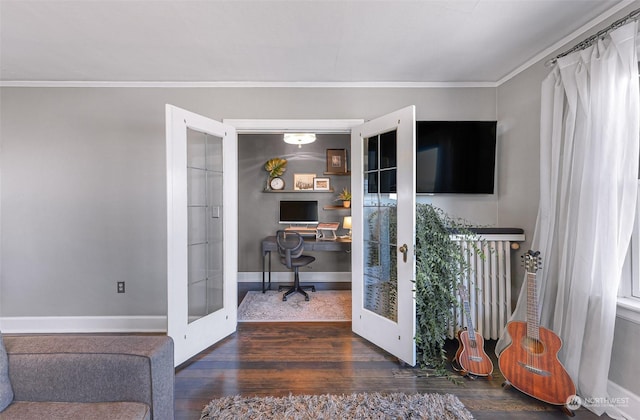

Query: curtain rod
left=545, top=7, right=640, bottom=67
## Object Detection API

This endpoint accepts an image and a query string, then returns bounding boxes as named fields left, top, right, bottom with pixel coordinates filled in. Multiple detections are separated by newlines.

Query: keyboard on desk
left=284, top=226, right=318, bottom=237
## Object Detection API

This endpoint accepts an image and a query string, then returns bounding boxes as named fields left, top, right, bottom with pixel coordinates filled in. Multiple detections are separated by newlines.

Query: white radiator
left=449, top=232, right=525, bottom=340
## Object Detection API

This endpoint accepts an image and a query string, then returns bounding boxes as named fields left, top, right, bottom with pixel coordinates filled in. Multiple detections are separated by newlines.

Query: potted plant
left=414, top=203, right=482, bottom=375
left=336, top=187, right=351, bottom=208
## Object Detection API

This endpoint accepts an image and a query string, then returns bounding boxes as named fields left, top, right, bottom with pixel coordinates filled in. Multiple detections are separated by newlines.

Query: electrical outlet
left=117, top=281, right=125, bottom=293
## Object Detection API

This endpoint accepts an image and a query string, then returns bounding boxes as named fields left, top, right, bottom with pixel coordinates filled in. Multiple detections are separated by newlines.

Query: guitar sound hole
left=521, top=337, right=545, bottom=355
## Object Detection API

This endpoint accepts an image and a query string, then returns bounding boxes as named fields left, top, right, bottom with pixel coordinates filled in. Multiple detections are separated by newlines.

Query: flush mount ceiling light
left=283, top=133, right=316, bottom=148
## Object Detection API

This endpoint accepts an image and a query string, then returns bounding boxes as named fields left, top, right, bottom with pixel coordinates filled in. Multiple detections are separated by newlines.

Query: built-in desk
left=261, top=236, right=352, bottom=292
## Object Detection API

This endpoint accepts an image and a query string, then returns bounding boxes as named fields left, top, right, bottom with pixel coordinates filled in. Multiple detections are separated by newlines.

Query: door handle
left=399, top=244, right=408, bottom=263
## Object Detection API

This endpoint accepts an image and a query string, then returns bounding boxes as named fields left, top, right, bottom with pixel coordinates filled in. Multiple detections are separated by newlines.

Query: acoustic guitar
left=454, top=285, right=494, bottom=378
left=498, top=250, right=576, bottom=407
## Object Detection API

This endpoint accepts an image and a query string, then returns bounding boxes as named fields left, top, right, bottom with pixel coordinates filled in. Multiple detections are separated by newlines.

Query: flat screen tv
left=279, top=200, right=319, bottom=225
left=416, top=121, right=497, bottom=194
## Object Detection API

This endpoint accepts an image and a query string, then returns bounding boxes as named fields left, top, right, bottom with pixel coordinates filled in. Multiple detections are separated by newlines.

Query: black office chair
left=276, top=230, right=316, bottom=301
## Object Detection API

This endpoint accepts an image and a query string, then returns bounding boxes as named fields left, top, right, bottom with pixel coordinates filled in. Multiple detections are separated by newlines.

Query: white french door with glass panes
left=351, top=106, right=417, bottom=366
left=166, top=105, right=238, bottom=366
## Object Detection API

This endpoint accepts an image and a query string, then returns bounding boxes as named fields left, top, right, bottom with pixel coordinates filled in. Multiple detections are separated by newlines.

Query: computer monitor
left=279, top=200, right=319, bottom=225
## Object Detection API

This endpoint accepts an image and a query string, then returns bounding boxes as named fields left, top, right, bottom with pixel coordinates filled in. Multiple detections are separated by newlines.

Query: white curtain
left=497, top=22, right=639, bottom=417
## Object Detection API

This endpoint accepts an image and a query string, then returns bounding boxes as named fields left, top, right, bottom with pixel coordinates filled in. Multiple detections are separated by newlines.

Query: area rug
left=237, top=290, right=351, bottom=322
left=200, top=392, right=474, bottom=419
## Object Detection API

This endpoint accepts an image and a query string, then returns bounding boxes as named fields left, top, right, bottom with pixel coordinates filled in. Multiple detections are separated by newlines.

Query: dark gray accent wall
left=238, top=133, right=352, bottom=273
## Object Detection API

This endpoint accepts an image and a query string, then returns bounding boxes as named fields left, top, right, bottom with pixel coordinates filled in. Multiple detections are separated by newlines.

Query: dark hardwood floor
left=174, top=322, right=602, bottom=419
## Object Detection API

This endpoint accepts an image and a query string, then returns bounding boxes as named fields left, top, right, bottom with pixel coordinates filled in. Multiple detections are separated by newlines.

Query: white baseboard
left=238, top=271, right=351, bottom=283
left=0, top=274, right=350, bottom=333
left=0, top=316, right=167, bottom=334
left=608, top=380, right=640, bottom=419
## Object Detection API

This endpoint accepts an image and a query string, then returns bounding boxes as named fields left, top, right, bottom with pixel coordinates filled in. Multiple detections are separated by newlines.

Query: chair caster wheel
left=305, top=296, right=310, bottom=301
left=311, top=287, right=316, bottom=292
left=283, top=297, right=287, bottom=301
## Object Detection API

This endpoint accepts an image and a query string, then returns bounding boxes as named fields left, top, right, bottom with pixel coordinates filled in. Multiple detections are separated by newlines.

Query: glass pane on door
left=363, top=130, right=398, bottom=322
left=187, top=128, right=224, bottom=323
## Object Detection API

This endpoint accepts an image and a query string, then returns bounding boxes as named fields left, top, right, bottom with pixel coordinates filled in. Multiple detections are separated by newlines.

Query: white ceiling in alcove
left=0, top=0, right=634, bottom=85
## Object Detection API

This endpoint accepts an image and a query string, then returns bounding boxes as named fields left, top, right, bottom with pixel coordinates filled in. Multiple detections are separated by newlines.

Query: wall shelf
left=324, top=171, right=351, bottom=176
left=323, top=205, right=351, bottom=210
left=263, top=189, right=335, bottom=193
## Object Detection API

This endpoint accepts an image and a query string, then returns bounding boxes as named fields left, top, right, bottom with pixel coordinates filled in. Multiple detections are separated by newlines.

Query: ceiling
left=0, top=0, right=633, bottom=86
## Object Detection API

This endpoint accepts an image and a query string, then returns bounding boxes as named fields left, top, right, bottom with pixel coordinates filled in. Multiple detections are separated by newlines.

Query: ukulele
left=498, top=250, right=576, bottom=406
left=454, top=285, right=494, bottom=378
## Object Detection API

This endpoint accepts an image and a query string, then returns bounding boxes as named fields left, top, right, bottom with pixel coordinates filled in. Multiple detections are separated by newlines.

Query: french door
left=166, top=105, right=238, bottom=366
left=351, top=106, right=417, bottom=366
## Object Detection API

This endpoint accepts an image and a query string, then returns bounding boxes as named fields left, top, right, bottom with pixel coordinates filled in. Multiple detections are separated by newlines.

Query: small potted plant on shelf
left=336, top=187, right=351, bottom=208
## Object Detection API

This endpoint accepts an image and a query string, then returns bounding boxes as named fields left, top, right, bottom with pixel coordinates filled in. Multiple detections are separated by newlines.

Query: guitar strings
left=525, top=254, right=540, bottom=373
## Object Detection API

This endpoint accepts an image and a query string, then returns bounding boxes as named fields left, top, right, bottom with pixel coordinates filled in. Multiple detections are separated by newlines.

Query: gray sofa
left=1, top=335, right=174, bottom=420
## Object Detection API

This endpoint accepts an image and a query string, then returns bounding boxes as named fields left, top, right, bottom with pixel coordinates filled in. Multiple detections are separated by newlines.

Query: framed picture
left=326, top=149, right=348, bottom=174
left=294, top=173, right=316, bottom=191
left=313, top=177, right=331, bottom=191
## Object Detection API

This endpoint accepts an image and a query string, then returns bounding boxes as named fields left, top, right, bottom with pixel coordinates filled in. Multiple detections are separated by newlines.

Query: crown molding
left=0, top=80, right=498, bottom=88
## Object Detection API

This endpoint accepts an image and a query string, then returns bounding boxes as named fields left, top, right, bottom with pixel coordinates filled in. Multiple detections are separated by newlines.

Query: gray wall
left=0, top=86, right=499, bottom=317
left=495, top=0, right=640, bottom=400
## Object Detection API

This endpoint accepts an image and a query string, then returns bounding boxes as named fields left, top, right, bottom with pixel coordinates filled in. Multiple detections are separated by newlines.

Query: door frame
left=224, top=118, right=363, bottom=286
left=226, top=117, right=416, bottom=365
left=223, top=119, right=364, bottom=134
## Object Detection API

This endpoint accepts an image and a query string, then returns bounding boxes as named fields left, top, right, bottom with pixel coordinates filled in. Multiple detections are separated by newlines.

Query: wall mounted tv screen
left=416, top=121, right=497, bottom=194
left=279, top=200, right=319, bottom=225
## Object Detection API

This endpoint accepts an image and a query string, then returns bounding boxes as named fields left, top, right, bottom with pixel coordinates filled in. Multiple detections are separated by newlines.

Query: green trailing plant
left=414, top=203, right=482, bottom=375
left=359, top=202, right=483, bottom=376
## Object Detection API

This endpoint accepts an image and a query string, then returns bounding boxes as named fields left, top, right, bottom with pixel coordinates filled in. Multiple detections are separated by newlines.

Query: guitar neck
left=526, top=271, right=540, bottom=339
left=463, top=300, right=476, bottom=340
